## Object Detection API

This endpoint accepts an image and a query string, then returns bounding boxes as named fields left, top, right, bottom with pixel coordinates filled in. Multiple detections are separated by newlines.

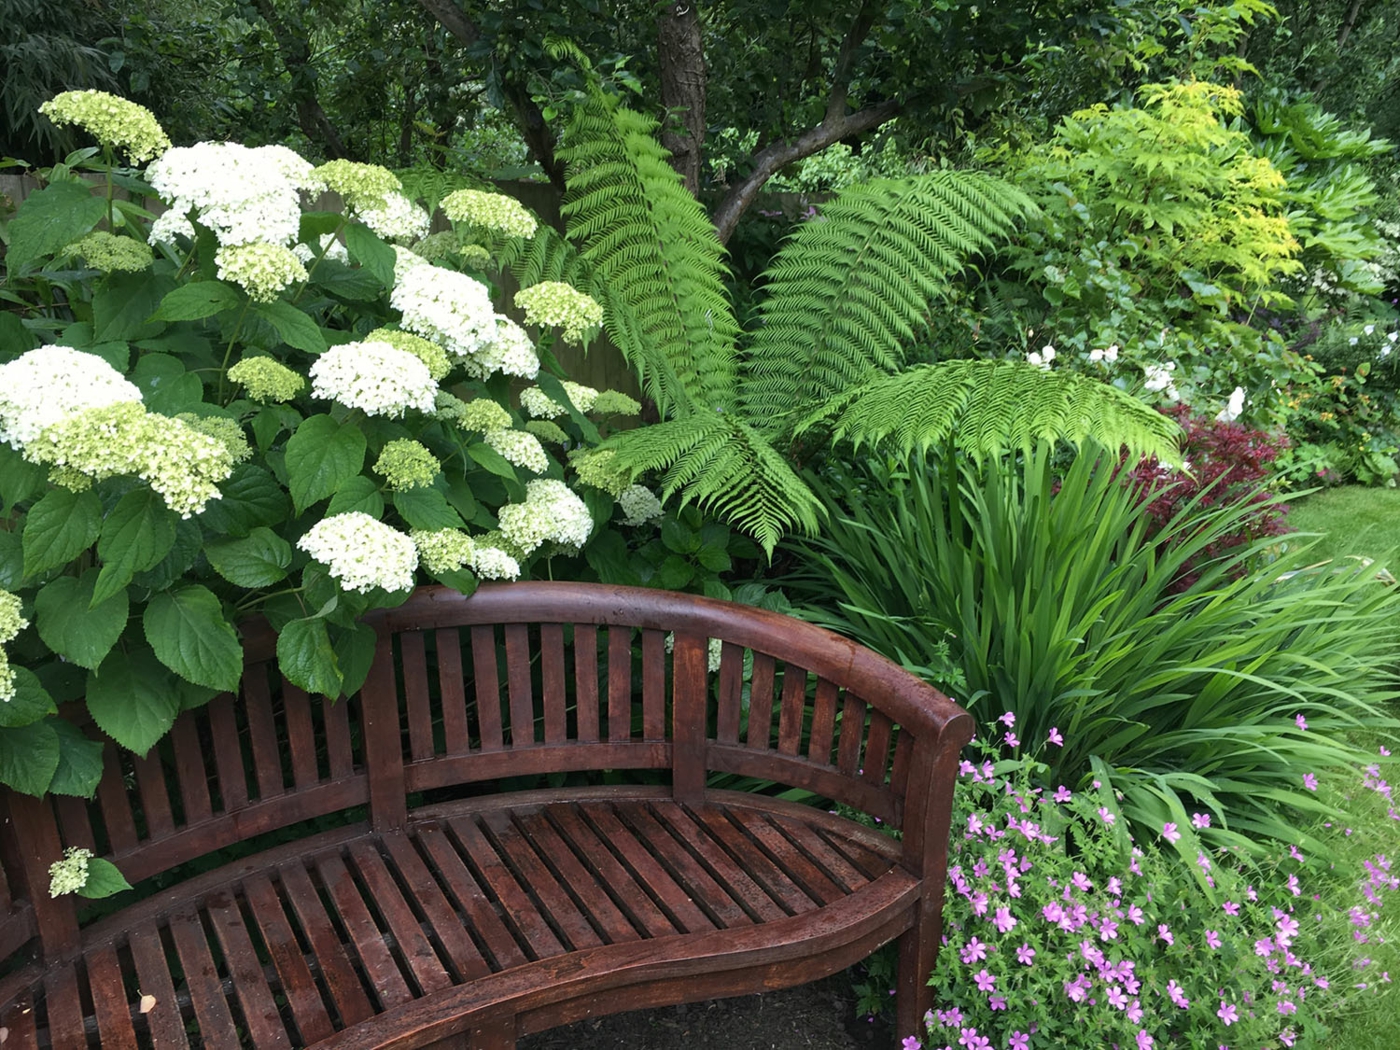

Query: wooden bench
left=0, top=582, right=971, bottom=1049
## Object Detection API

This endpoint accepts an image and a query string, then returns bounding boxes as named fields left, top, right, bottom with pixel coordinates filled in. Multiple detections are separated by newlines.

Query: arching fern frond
left=743, top=173, right=1037, bottom=426
left=491, top=221, right=593, bottom=291
left=795, top=361, right=1182, bottom=464
left=603, top=414, right=823, bottom=556
left=559, top=94, right=740, bottom=416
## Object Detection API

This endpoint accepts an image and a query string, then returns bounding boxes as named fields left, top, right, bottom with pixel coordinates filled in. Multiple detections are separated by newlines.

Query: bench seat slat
left=86, top=943, right=138, bottom=1050
left=378, top=832, right=491, bottom=984
left=511, top=810, right=641, bottom=944
left=479, top=812, right=604, bottom=952
left=649, top=801, right=790, bottom=923
left=167, top=910, right=241, bottom=1050
left=579, top=806, right=717, bottom=935
left=687, top=805, right=822, bottom=917
left=242, top=873, right=337, bottom=1046
left=345, top=841, right=453, bottom=997
left=43, top=963, right=86, bottom=1050
left=449, top=817, right=566, bottom=961
left=276, top=863, right=377, bottom=1028
left=126, top=927, right=190, bottom=1049
left=414, top=824, right=528, bottom=973
left=314, top=853, right=415, bottom=1011
left=205, top=891, right=293, bottom=1049
left=721, top=809, right=846, bottom=906
left=613, top=802, right=754, bottom=929
left=2, top=991, right=37, bottom=1050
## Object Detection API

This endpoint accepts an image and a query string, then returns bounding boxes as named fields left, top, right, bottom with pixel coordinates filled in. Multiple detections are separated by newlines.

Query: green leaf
left=205, top=527, right=293, bottom=587
left=6, top=181, right=107, bottom=273
left=77, top=857, right=133, bottom=899
left=143, top=586, right=243, bottom=692
left=94, top=488, right=177, bottom=605
left=93, top=272, right=173, bottom=343
left=537, top=372, right=601, bottom=443
left=35, top=570, right=129, bottom=670
left=48, top=720, right=105, bottom=798
left=332, top=622, right=378, bottom=698
left=0, top=443, right=48, bottom=510
left=285, top=415, right=367, bottom=513
left=131, top=353, right=202, bottom=413
left=23, top=488, right=102, bottom=577
left=313, top=261, right=383, bottom=301
left=430, top=568, right=478, bottom=597
left=250, top=405, right=302, bottom=451
left=392, top=487, right=464, bottom=530
left=0, top=668, right=57, bottom=728
left=132, top=517, right=203, bottom=590
left=150, top=281, right=243, bottom=322
left=197, top=464, right=288, bottom=537
left=658, top=554, right=695, bottom=590
left=0, top=721, right=60, bottom=795
left=253, top=300, right=326, bottom=353
left=86, top=649, right=182, bottom=756
left=0, top=532, right=19, bottom=591
left=278, top=618, right=342, bottom=698
left=466, top=442, right=518, bottom=480
left=660, top=518, right=698, bottom=554
left=346, top=221, right=397, bottom=287
left=0, top=312, right=40, bottom=357
left=696, top=546, right=732, bottom=572
left=327, top=475, right=385, bottom=518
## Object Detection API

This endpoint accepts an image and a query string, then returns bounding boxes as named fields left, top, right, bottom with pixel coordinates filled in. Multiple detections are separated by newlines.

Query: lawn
left=1284, top=485, right=1400, bottom=565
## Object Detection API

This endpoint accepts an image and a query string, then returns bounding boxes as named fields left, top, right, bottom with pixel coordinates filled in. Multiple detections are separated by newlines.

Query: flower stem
left=218, top=298, right=254, bottom=403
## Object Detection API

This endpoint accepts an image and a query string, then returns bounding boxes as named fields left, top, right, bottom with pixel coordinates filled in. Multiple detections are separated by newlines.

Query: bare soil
left=518, top=975, right=897, bottom=1050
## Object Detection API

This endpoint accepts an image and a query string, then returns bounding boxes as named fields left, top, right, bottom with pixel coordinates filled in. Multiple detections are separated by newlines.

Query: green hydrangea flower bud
left=514, top=281, right=604, bottom=344
left=411, top=528, right=476, bottom=574
left=175, top=414, right=253, bottom=465
left=570, top=448, right=633, bottom=497
left=39, top=90, right=170, bottom=163
left=591, top=390, right=643, bottom=416
left=524, top=420, right=569, bottom=446
left=440, top=189, right=537, bottom=238
left=367, top=328, right=453, bottom=381
left=313, top=160, right=401, bottom=211
left=215, top=243, right=308, bottom=302
left=227, top=357, right=306, bottom=403
left=373, top=439, right=441, bottom=491
left=65, top=232, right=153, bottom=273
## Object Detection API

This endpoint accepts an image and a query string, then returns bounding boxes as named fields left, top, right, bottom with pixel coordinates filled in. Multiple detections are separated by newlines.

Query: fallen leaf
left=139, top=994, right=157, bottom=1014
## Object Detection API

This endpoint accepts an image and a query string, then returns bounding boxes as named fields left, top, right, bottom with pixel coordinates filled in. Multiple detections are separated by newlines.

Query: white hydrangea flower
left=469, top=544, right=521, bottom=581
left=215, top=243, right=308, bottom=302
left=484, top=429, right=549, bottom=473
left=1216, top=386, right=1246, bottom=423
left=497, top=479, right=593, bottom=555
left=411, top=529, right=475, bottom=574
left=292, top=233, right=350, bottom=266
left=39, top=91, right=170, bottom=163
left=298, top=512, right=418, bottom=593
left=518, top=382, right=600, bottom=419
left=358, top=191, right=431, bottom=243
left=148, top=208, right=196, bottom=247
left=1026, top=345, right=1056, bottom=369
left=0, top=346, right=143, bottom=450
left=391, top=253, right=500, bottom=360
left=618, top=484, right=663, bottom=526
left=441, top=189, right=538, bottom=238
left=466, top=317, right=539, bottom=380
left=48, top=847, right=93, bottom=898
left=514, top=281, right=604, bottom=343
left=308, top=340, right=437, bottom=418
left=0, top=590, right=27, bottom=646
left=147, top=142, right=318, bottom=247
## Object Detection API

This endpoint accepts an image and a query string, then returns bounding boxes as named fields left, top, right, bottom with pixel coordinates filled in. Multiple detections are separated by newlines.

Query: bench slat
left=97, top=746, right=140, bottom=855
left=777, top=664, right=808, bottom=757
left=276, top=863, right=376, bottom=1028
left=539, top=624, right=568, bottom=745
left=2, top=991, right=37, bottom=1050
left=415, top=823, right=527, bottom=972
left=170, top=716, right=213, bottom=825
left=244, top=665, right=286, bottom=801
left=283, top=683, right=321, bottom=791
left=862, top=709, right=894, bottom=788
left=436, top=628, right=471, bottom=756
left=540, top=805, right=677, bottom=939
left=243, top=873, right=337, bottom=1045
left=315, top=852, right=414, bottom=1010
left=323, top=692, right=356, bottom=782
left=615, top=802, right=753, bottom=929
left=648, top=801, right=789, bottom=923
left=572, top=624, right=599, bottom=743
left=504, top=624, right=535, bottom=748
left=581, top=806, right=716, bottom=935
left=401, top=632, right=434, bottom=764
left=471, top=626, right=504, bottom=752
left=208, top=693, right=248, bottom=812
left=808, top=678, right=840, bottom=766
left=346, top=841, right=453, bottom=997
left=449, top=817, right=565, bottom=961
left=87, top=943, right=138, bottom=1050
left=688, top=805, right=818, bottom=916
left=167, top=909, right=241, bottom=1049
left=43, top=963, right=86, bottom=1050
left=641, top=629, right=666, bottom=742
left=480, top=812, right=603, bottom=952
left=205, top=891, right=293, bottom=1049
left=721, top=809, right=845, bottom=906
left=133, top=748, right=175, bottom=841
left=127, top=927, right=190, bottom=1049
left=606, top=626, right=631, bottom=743
left=377, top=833, right=490, bottom=983
left=512, top=810, right=639, bottom=944
left=747, top=652, right=776, bottom=749
left=716, top=641, right=744, bottom=743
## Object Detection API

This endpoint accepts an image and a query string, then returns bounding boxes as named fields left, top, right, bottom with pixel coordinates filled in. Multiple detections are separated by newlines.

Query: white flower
left=618, top=484, right=663, bottom=526
left=293, top=233, right=350, bottom=266
left=1216, top=386, right=1246, bottom=423
left=147, top=142, right=317, bottom=248
left=1106, top=344, right=1119, bottom=362
left=0, top=346, right=143, bottom=450
left=308, top=340, right=437, bottom=417
left=1351, top=337, right=1361, bottom=346
left=215, top=243, right=307, bottom=302
left=1089, top=348, right=1104, bottom=363
left=484, top=429, right=550, bottom=474
left=469, top=545, right=521, bottom=581
left=497, top=479, right=593, bottom=555
left=1389, top=332, right=1398, bottom=343
left=298, top=512, right=418, bottom=593
left=1143, top=362, right=1180, bottom=401
left=519, top=381, right=599, bottom=419
left=391, top=252, right=500, bottom=360
left=357, top=191, right=430, bottom=243
left=148, top=209, right=196, bottom=247
left=48, top=847, right=92, bottom=898
left=441, top=189, right=538, bottom=238
left=1365, top=325, right=1376, bottom=336
left=466, top=318, right=540, bottom=380
left=1042, top=344, right=1056, bottom=361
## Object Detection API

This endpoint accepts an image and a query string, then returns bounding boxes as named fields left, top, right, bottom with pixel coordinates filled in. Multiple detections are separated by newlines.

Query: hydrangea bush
left=0, top=90, right=671, bottom=800
left=904, top=722, right=1398, bottom=1050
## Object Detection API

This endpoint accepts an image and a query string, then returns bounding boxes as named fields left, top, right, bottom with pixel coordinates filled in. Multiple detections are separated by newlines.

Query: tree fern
left=558, top=93, right=740, bottom=416
left=795, top=361, right=1182, bottom=464
left=742, top=173, right=1037, bottom=425
left=603, top=415, right=824, bottom=555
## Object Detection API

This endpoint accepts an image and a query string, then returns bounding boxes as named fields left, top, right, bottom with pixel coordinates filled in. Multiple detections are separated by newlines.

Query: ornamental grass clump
left=903, top=723, right=1399, bottom=1050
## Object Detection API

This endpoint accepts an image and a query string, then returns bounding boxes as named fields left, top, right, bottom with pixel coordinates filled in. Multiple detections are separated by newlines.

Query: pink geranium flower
left=1217, top=1001, right=1238, bottom=1025
left=1162, top=822, right=1181, bottom=844
left=1047, top=727, right=1064, bottom=746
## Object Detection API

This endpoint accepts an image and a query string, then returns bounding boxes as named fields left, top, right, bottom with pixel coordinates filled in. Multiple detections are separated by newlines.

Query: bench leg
left=896, top=907, right=938, bottom=1043
left=465, top=1021, right=515, bottom=1050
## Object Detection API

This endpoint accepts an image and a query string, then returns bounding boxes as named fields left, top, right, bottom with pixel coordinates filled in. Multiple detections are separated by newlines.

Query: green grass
left=1284, top=485, right=1400, bottom=565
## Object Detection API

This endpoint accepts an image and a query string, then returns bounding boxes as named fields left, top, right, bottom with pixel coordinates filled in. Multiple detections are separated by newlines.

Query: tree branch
left=251, top=0, right=351, bottom=159
left=415, top=0, right=479, bottom=47
left=710, top=99, right=900, bottom=244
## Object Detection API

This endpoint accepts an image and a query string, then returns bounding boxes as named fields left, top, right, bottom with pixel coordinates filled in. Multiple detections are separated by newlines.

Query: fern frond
left=796, top=360, right=1182, bottom=464
left=395, top=167, right=485, bottom=215
left=603, top=414, right=823, bottom=556
left=559, top=94, right=740, bottom=416
left=492, top=222, right=593, bottom=290
left=743, top=173, right=1037, bottom=425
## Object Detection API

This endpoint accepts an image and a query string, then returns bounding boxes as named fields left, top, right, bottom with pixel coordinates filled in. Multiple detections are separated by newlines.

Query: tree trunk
left=251, top=0, right=351, bottom=160
left=1336, top=0, right=1365, bottom=50
left=657, top=2, right=707, bottom=193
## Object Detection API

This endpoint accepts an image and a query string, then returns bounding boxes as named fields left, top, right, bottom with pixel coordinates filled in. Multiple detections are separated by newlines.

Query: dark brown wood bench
left=0, top=582, right=971, bottom=1049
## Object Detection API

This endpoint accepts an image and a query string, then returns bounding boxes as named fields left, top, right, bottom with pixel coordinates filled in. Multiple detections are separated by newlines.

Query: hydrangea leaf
left=326, top=475, right=385, bottom=519
left=332, top=622, right=378, bottom=699
left=0, top=443, right=48, bottom=511
left=393, top=488, right=464, bottom=530
left=76, top=857, right=133, bottom=899
left=35, top=570, right=129, bottom=671
left=0, top=533, right=19, bottom=591
left=197, top=464, right=289, bottom=537
left=466, top=442, right=518, bottom=481
left=150, top=280, right=243, bottom=322
left=23, top=488, right=103, bottom=578
left=346, top=221, right=397, bottom=287
left=253, top=300, right=327, bottom=354
left=143, top=585, right=243, bottom=692
left=6, top=181, right=108, bottom=273
left=0, top=720, right=61, bottom=796
left=286, top=415, right=367, bottom=513
left=0, top=668, right=58, bottom=729
left=93, top=488, right=177, bottom=606
left=205, top=527, right=292, bottom=588
left=131, top=353, right=203, bottom=413
left=86, top=649, right=182, bottom=757
left=132, top=517, right=203, bottom=590
left=47, top=720, right=105, bottom=799
left=93, top=272, right=173, bottom=343
left=278, top=617, right=342, bottom=698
